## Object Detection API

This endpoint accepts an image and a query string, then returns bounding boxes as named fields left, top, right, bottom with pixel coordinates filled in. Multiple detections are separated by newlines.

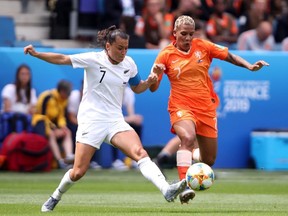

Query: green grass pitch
left=0, top=168, right=288, bottom=216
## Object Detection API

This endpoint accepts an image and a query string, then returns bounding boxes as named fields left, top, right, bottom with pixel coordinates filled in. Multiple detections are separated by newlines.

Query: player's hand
left=24, top=44, right=37, bottom=56
left=147, top=72, right=158, bottom=85
left=250, top=60, right=269, bottom=71
left=152, top=64, right=165, bottom=76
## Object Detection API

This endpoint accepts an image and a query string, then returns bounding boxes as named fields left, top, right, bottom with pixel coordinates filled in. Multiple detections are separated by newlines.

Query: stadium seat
left=0, top=16, right=53, bottom=48
left=0, top=16, right=16, bottom=46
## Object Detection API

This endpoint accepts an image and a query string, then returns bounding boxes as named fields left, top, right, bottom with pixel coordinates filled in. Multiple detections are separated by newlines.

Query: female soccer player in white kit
left=24, top=26, right=186, bottom=212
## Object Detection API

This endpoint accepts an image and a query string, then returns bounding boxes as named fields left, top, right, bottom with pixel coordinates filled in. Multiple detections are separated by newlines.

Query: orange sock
left=177, top=166, right=189, bottom=180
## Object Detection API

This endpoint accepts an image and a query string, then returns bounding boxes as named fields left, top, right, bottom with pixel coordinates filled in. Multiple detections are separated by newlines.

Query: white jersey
left=1, top=83, right=37, bottom=114
left=69, top=50, right=138, bottom=124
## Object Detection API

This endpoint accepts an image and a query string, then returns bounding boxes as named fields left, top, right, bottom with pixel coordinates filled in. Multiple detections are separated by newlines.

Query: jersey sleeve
left=154, top=49, right=168, bottom=66
left=152, top=50, right=168, bottom=82
left=69, top=52, right=96, bottom=69
left=127, top=56, right=138, bottom=78
left=206, top=41, right=229, bottom=60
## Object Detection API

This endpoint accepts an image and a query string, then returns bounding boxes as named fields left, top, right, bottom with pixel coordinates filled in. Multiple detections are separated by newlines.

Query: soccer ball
left=186, top=162, right=215, bottom=191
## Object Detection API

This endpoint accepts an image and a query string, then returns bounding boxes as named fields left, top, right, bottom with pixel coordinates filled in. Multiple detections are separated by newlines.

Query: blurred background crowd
left=1, top=0, right=288, bottom=51
left=44, top=0, right=288, bottom=51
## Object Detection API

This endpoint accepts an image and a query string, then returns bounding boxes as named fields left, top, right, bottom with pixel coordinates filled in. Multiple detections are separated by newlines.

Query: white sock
left=176, top=150, right=192, bottom=166
left=52, top=169, right=74, bottom=200
left=137, top=157, right=169, bottom=194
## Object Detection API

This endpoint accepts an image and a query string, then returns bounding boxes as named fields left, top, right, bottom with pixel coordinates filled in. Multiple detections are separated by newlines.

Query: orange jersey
left=154, top=38, right=228, bottom=137
left=155, top=38, right=228, bottom=113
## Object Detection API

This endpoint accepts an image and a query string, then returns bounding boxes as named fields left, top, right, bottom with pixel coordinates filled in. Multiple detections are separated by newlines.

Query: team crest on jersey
left=176, top=111, right=183, bottom=117
left=194, top=51, right=202, bottom=59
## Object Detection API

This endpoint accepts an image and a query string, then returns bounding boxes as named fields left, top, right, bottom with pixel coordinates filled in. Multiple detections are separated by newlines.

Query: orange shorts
left=169, top=108, right=218, bottom=138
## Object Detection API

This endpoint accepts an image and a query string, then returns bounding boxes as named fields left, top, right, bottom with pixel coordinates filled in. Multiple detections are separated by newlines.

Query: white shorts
left=76, top=119, right=133, bottom=149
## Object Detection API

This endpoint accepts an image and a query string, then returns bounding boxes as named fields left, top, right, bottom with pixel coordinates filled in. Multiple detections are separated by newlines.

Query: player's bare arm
left=24, top=45, right=72, bottom=65
left=225, top=52, right=269, bottom=72
left=131, top=73, right=158, bottom=94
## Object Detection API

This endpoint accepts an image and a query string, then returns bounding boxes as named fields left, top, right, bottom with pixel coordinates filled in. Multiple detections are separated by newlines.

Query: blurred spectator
left=119, top=15, right=146, bottom=48
left=153, top=136, right=200, bottom=169
left=164, top=0, right=180, bottom=13
left=32, top=80, right=74, bottom=169
left=135, top=0, right=169, bottom=49
left=163, top=0, right=202, bottom=42
left=206, top=0, right=238, bottom=47
left=103, top=0, right=123, bottom=28
left=269, top=0, right=288, bottom=20
left=122, top=0, right=144, bottom=16
left=153, top=136, right=180, bottom=169
left=111, top=150, right=130, bottom=171
left=199, top=0, right=216, bottom=21
left=238, top=0, right=273, bottom=34
left=103, top=0, right=144, bottom=29
left=274, top=2, right=288, bottom=43
left=193, top=20, right=208, bottom=40
left=66, top=81, right=82, bottom=150
left=49, top=0, right=72, bottom=39
left=237, top=21, right=275, bottom=50
left=67, top=88, right=81, bottom=127
left=20, top=0, right=29, bottom=13
left=1, top=64, right=37, bottom=115
left=281, top=37, right=288, bottom=51
left=225, top=0, right=250, bottom=18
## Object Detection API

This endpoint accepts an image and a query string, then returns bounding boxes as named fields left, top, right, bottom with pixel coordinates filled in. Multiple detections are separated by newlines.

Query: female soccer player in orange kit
left=150, top=15, right=269, bottom=204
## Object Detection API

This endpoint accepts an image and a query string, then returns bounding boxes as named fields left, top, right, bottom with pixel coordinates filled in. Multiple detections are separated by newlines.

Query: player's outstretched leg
left=41, top=169, right=74, bottom=212
left=179, top=188, right=195, bottom=204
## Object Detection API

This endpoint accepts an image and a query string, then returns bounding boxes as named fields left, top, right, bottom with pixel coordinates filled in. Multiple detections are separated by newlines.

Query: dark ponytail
left=95, top=25, right=129, bottom=50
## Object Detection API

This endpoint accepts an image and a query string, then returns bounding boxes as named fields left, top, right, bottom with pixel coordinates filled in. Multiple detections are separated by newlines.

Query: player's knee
left=133, top=147, right=148, bottom=161
left=180, top=134, right=195, bottom=148
left=70, top=168, right=87, bottom=181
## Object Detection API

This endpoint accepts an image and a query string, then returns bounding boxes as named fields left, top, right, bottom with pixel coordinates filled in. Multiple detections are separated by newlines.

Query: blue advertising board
left=0, top=47, right=287, bottom=168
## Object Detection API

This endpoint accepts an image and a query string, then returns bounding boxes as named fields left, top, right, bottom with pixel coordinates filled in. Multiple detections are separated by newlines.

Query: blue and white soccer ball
left=186, top=162, right=215, bottom=191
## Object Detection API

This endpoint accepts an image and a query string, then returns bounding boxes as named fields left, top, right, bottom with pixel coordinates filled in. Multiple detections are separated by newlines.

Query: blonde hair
left=173, top=15, right=195, bottom=31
